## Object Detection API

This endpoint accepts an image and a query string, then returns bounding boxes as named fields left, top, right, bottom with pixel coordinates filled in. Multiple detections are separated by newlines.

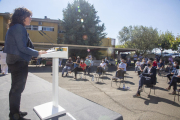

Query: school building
left=0, top=12, right=136, bottom=59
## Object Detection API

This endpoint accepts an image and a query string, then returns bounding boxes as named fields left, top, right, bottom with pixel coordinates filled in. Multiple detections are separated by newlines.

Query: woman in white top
left=0, top=47, right=8, bottom=75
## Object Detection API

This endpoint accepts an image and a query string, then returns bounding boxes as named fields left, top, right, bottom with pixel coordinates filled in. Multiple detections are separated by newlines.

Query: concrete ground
left=30, top=66, right=180, bottom=120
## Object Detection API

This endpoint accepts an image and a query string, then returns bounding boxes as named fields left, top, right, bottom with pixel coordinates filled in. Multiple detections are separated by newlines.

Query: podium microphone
left=41, top=30, right=57, bottom=43
left=38, top=31, right=54, bottom=47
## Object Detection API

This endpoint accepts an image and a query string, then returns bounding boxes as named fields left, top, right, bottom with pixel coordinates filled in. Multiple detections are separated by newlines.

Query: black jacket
left=142, top=66, right=156, bottom=85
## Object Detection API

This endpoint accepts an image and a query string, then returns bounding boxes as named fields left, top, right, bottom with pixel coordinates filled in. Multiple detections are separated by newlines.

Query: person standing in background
left=3, top=7, right=46, bottom=120
left=138, top=54, right=143, bottom=62
left=0, top=46, right=8, bottom=75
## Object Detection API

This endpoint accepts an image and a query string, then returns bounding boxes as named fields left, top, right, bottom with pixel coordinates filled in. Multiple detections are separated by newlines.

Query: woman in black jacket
left=134, top=60, right=156, bottom=97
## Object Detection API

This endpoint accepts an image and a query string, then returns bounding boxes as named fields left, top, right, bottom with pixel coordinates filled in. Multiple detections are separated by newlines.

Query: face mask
left=102, top=61, right=104, bottom=63
left=142, top=62, right=144, bottom=64
left=174, top=64, right=176, bottom=66
left=147, top=64, right=151, bottom=67
left=81, top=61, right=83, bottom=62
left=86, top=59, right=88, bottom=60
left=105, top=59, right=107, bottom=61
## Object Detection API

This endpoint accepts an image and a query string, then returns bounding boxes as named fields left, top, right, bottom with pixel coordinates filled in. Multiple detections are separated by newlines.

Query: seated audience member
left=168, top=56, right=173, bottom=65
left=144, top=56, right=148, bottom=63
left=69, top=59, right=86, bottom=79
left=62, top=57, right=73, bottom=77
left=138, top=59, right=146, bottom=75
left=153, top=58, right=157, bottom=68
left=167, top=61, right=179, bottom=82
left=165, top=63, right=173, bottom=72
left=98, top=59, right=106, bottom=73
left=84, top=57, right=91, bottom=75
left=135, top=59, right=140, bottom=73
left=166, top=69, right=180, bottom=94
left=157, top=59, right=164, bottom=75
left=105, top=57, right=109, bottom=65
left=134, top=60, right=156, bottom=97
left=116, top=59, right=126, bottom=75
left=74, top=56, right=80, bottom=68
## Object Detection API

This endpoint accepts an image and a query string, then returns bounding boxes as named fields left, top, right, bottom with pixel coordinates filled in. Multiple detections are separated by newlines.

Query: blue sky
left=0, top=0, right=179, bottom=52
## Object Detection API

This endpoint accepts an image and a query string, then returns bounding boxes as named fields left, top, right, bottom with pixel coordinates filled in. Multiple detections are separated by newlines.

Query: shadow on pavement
left=121, top=81, right=135, bottom=85
left=95, top=82, right=106, bottom=85
left=140, top=95, right=180, bottom=107
left=117, top=87, right=131, bottom=91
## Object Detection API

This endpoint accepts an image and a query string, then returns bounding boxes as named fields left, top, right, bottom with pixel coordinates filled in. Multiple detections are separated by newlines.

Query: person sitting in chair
left=116, top=59, right=126, bottom=76
left=84, top=57, right=91, bottom=75
left=138, top=59, right=146, bottom=75
left=157, top=59, right=164, bottom=75
left=62, top=57, right=73, bottom=77
left=97, top=59, right=106, bottom=73
left=74, top=56, right=80, bottom=68
left=134, top=60, right=156, bottom=97
left=166, top=69, right=180, bottom=95
left=69, top=59, right=86, bottom=79
left=105, top=57, right=109, bottom=66
left=167, top=61, right=179, bottom=83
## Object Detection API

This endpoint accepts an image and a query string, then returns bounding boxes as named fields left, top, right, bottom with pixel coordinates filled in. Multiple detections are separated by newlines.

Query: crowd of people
left=132, top=53, right=180, bottom=97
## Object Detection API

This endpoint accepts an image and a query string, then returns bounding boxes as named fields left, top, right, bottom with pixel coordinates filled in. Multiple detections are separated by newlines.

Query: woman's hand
left=39, top=50, right=47, bottom=55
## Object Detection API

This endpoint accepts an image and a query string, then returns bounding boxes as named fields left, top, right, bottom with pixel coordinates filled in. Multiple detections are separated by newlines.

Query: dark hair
left=9, top=7, right=32, bottom=28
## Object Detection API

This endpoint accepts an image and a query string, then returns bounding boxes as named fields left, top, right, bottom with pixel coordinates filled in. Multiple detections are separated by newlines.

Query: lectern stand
left=33, top=47, right=68, bottom=120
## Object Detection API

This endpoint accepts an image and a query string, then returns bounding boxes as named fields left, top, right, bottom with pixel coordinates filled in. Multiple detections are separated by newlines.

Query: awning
left=0, top=41, right=136, bottom=52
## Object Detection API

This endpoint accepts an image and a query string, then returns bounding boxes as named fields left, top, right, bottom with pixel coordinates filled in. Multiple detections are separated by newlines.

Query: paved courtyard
left=31, top=66, right=180, bottom=120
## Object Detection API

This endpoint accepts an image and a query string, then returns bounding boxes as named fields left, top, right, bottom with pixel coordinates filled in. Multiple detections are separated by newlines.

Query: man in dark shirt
left=62, top=57, right=73, bottom=77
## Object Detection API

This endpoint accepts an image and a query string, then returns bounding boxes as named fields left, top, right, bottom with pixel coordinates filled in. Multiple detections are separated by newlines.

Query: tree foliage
left=117, top=25, right=159, bottom=55
left=62, top=0, right=106, bottom=46
left=157, top=31, right=180, bottom=54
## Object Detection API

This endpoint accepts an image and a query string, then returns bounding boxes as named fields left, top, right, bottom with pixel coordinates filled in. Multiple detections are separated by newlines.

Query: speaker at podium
left=34, top=47, right=69, bottom=120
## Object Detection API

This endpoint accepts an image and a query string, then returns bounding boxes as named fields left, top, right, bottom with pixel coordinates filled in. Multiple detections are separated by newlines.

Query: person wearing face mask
left=99, top=59, right=106, bottom=72
left=133, top=60, right=156, bottom=97
left=153, top=58, right=157, bottom=68
left=157, top=59, right=164, bottom=75
left=138, top=59, right=146, bottom=75
left=69, top=59, right=86, bottom=79
left=84, top=57, right=91, bottom=75
left=104, top=57, right=109, bottom=66
left=135, top=59, right=140, bottom=73
left=167, top=61, right=179, bottom=83
left=74, top=56, right=80, bottom=68
left=62, top=57, right=73, bottom=77
left=116, top=59, right=126, bottom=75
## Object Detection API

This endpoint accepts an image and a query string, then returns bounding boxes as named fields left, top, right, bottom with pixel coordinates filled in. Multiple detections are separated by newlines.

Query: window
left=38, top=22, right=42, bottom=25
left=25, top=25, right=54, bottom=32
left=42, top=26, right=54, bottom=31
left=32, top=25, right=38, bottom=30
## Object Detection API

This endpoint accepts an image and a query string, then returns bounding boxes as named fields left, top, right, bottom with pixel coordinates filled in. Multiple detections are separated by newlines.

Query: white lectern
left=33, top=47, right=68, bottom=120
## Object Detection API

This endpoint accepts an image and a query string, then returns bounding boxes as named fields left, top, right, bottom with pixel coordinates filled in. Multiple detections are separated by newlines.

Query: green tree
left=117, top=25, right=159, bottom=55
left=62, top=0, right=106, bottom=45
left=62, top=0, right=106, bottom=59
left=157, top=31, right=179, bottom=54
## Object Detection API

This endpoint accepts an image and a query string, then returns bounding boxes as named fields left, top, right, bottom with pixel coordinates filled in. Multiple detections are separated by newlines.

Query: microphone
left=41, top=30, right=57, bottom=43
left=38, top=31, right=54, bottom=47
